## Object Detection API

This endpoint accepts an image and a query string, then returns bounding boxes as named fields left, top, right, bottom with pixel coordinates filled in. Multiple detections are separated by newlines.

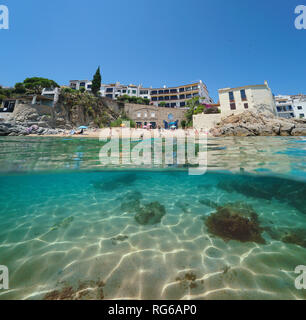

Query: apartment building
left=149, top=81, right=213, bottom=108
left=69, top=80, right=213, bottom=108
left=275, top=95, right=305, bottom=119
left=69, top=80, right=92, bottom=91
left=218, top=81, right=276, bottom=117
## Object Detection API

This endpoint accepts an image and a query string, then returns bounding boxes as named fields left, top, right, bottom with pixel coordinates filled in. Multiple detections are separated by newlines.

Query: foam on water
left=0, top=137, right=305, bottom=300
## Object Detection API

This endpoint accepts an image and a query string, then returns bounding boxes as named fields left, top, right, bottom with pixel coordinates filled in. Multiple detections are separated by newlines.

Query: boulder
left=291, top=127, right=306, bottom=136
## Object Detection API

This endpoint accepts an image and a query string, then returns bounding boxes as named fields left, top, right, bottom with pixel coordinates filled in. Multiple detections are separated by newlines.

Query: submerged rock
left=134, top=202, right=166, bottom=225
left=218, top=175, right=306, bottom=215
left=204, top=202, right=265, bottom=244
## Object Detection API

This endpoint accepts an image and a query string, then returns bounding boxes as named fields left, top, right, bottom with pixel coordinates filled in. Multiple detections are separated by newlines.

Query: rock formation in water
left=218, top=175, right=306, bottom=215
left=210, top=111, right=306, bottom=137
left=134, top=201, right=166, bottom=225
left=204, top=202, right=266, bottom=244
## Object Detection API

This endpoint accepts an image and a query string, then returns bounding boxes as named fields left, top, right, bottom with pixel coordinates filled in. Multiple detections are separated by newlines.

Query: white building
left=275, top=95, right=305, bottom=119
left=69, top=80, right=92, bottom=91
left=69, top=80, right=213, bottom=108
left=218, top=81, right=276, bottom=117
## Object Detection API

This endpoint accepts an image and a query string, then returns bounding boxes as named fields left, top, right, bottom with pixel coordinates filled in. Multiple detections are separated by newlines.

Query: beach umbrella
left=78, top=126, right=88, bottom=129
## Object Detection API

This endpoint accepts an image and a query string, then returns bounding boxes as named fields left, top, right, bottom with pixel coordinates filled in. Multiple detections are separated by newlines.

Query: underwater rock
left=282, top=232, right=306, bottom=248
left=218, top=175, right=306, bottom=215
left=175, top=272, right=199, bottom=290
left=134, top=202, right=166, bottom=225
left=44, top=279, right=105, bottom=300
left=111, top=235, right=129, bottom=245
left=50, top=216, right=74, bottom=231
left=204, top=202, right=265, bottom=244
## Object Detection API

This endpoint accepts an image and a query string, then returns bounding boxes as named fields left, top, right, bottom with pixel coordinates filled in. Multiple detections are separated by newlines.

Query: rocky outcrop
left=210, top=111, right=306, bottom=137
left=0, top=122, right=63, bottom=136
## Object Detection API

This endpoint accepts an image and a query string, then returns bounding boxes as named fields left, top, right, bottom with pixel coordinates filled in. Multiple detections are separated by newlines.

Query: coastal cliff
left=0, top=92, right=124, bottom=136
left=209, top=111, right=306, bottom=137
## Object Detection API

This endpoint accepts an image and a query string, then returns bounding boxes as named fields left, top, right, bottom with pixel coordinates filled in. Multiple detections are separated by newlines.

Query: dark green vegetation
left=59, top=90, right=135, bottom=128
left=0, top=77, right=59, bottom=103
left=117, top=94, right=150, bottom=105
left=184, top=97, right=220, bottom=127
left=91, top=66, right=102, bottom=96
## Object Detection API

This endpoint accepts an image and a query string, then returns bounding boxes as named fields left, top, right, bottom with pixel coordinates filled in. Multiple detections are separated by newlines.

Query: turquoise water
left=0, top=136, right=306, bottom=300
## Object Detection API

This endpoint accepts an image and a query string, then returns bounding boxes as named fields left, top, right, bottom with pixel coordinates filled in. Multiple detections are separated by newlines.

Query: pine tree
left=92, top=66, right=102, bottom=95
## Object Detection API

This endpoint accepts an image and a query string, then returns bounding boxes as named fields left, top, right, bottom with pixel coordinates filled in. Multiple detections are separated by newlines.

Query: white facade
left=69, top=80, right=92, bottom=91
left=218, top=81, right=276, bottom=117
left=275, top=95, right=306, bottom=119
left=41, top=87, right=61, bottom=106
left=69, top=80, right=213, bottom=108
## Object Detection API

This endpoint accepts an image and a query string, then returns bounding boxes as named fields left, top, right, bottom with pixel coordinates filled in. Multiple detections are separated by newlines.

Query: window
left=158, top=90, right=164, bottom=94
left=300, top=114, right=305, bottom=118
left=287, top=105, right=293, bottom=111
left=151, top=112, right=155, bottom=118
left=240, top=89, right=247, bottom=101
left=158, top=96, right=164, bottom=101
left=277, top=106, right=281, bottom=112
left=164, top=96, right=169, bottom=100
left=179, top=94, right=185, bottom=99
left=297, top=106, right=303, bottom=110
left=192, top=86, right=198, bottom=90
left=152, top=97, right=157, bottom=101
left=180, top=102, right=186, bottom=107
left=164, top=89, right=169, bottom=94
left=106, top=88, right=113, bottom=93
left=106, top=94, right=113, bottom=98
left=137, top=112, right=141, bottom=118
left=87, top=85, right=92, bottom=89
left=171, top=103, right=176, bottom=108
left=230, top=103, right=236, bottom=110
left=244, top=103, right=248, bottom=109
left=122, top=90, right=126, bottom=93
left=186, top=94, right=192, bottom=99
left=132, top=90, right=137, bottom=94
left=80, top=82, right=86, bottom=87
left=140, top=90, right=148, bottom=95
left=229, top=92, right=234, bottom=102
left=170, top=96, right=177, bottom=100
left=170, top=89, right=177, bottom=93
left=179, top=88, right=185, bottom=92
left=151, top=90, right=157, bottom=95
left=144, top=112, right=147, bottom=118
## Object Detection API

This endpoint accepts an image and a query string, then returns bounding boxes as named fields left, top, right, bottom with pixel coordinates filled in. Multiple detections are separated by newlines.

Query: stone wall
left=193, top=113, right=222, bottom=130
left=124, top=103, right=186, bottom=127
left=9, top=103, right=55, bottom=128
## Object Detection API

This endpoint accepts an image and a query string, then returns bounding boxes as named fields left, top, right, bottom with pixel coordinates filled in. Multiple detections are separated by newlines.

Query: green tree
left=91, top=66, right=102, bottom=95
left=23, top=77, right=59, bottom=94
left=14, top=82, right=27, bottom=94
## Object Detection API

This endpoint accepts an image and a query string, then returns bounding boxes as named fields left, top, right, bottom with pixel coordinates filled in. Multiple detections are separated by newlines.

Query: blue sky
left=0, top=0, right=305, bottom=101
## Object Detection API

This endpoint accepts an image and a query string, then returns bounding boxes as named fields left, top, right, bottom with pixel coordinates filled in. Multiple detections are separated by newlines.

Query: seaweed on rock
left=204, top=202, right=265, bottom=244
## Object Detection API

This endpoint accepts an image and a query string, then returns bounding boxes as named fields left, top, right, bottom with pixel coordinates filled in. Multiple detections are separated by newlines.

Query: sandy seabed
left=0, top=171, right=305, bottom=300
